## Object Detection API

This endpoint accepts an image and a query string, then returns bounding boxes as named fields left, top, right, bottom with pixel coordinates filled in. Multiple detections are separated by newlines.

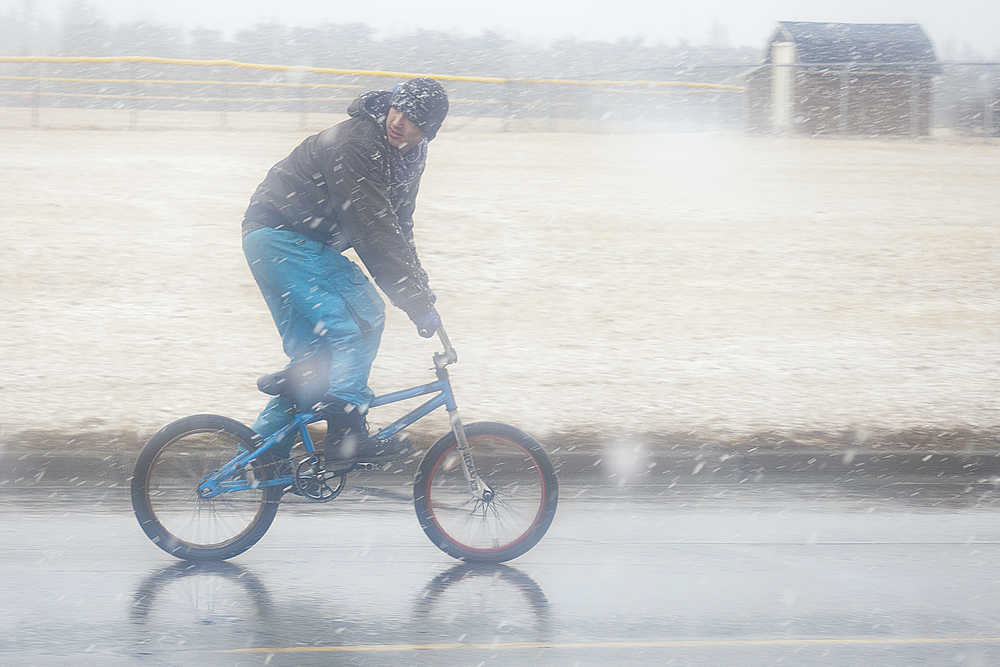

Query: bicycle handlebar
left=433, top=325, right=458, bottom=370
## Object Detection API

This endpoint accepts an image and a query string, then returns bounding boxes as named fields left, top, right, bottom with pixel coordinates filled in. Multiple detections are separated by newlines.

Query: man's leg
left=243, top=227, right=387, bottom=419
left=243, top=228, right=324, bottom=457
left=249, top=396, right=298, bottom=458
left=243, top=227, right=405, bottom=467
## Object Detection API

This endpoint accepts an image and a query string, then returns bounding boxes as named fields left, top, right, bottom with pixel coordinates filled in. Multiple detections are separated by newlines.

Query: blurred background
left=0, top=0, right=997, bottom=135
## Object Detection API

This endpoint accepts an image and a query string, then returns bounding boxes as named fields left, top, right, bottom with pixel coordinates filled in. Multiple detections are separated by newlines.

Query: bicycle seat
left=257, top=350, right=330, bottom=404
left=257, top=370, right=290, bottom=396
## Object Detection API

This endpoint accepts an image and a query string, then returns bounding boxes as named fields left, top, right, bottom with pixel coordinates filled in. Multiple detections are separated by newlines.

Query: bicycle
left=130, top=327, right=558, bottom=563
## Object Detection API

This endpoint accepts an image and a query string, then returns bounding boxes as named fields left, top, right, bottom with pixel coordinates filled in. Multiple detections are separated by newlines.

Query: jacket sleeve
left=324, top=140, right=435, bottom=316
left=395, top=181, right=419, bottom=247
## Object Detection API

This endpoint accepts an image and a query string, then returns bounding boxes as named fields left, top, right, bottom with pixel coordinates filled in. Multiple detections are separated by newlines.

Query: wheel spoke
left=422, top=431, right=550, bottom=555
left=145, top=428, right=267, bottom=549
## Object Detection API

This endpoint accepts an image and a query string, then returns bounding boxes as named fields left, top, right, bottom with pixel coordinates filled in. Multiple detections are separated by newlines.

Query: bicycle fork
left=448, top=409, right=493, bottom=501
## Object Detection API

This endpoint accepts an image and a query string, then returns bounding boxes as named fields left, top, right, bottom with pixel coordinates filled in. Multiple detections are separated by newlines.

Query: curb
left=3, top=448, right=1000, bottom=488
left=2, top=427, right=999, bottom=487
left=553, top=450, right=1000, bottom=484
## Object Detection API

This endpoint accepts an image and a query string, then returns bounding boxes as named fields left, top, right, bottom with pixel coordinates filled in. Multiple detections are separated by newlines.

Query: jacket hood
left=347, top=90, right=392, bottom=124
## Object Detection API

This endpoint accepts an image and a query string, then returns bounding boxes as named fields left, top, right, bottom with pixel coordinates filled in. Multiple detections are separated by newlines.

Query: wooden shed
left=746, top=22, right=940, bottom=135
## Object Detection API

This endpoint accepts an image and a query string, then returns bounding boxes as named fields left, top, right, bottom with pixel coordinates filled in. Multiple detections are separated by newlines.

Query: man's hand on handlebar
left=409, top=305, right=441, bottom=338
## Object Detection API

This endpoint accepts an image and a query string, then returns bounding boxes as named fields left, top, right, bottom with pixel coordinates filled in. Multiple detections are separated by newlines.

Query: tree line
left=2, top=1, right=759, bottom=83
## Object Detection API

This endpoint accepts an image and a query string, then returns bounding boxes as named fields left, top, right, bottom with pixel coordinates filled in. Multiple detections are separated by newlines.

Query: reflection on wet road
left=2, top=481, right=999, bottom=665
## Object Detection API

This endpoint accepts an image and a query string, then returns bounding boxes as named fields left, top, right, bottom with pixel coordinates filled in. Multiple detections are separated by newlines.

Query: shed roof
left=766, top=22, right=938, bottom=68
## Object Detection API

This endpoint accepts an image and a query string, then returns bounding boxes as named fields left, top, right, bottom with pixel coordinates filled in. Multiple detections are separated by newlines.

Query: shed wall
left=746, top=66, right=934, bottom=135
left=793, top=71, right=933, bottom=135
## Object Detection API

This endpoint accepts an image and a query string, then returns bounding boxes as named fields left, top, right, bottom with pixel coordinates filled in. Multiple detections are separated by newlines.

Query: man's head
left=387, top=77, right=449, bottom=148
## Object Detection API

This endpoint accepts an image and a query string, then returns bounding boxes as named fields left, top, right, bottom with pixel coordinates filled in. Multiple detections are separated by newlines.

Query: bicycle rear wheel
left=131, top=414, right=281, bottom=561
left=414, top=422, right=558, bottom=562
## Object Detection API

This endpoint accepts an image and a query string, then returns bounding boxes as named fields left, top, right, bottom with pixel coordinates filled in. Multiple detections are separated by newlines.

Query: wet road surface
left=2, top=478, right=999, bottom=665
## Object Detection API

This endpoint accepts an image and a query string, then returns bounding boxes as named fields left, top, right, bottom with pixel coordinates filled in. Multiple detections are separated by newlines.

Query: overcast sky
left=6, top=0, right=1000, bottom=57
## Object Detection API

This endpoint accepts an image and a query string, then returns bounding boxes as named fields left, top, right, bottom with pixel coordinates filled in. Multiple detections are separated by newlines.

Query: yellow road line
left=222, top=636, right=1000, bottom=654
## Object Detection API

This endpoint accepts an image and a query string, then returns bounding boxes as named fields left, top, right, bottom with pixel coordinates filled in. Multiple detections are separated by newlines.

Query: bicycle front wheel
left=131, top=414, right=281, bottom=561
left=414, top=422, right=558, bottom=562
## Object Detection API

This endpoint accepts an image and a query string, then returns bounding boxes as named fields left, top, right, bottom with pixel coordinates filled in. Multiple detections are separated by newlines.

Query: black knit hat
left=390, top=77, right=449, bottom=141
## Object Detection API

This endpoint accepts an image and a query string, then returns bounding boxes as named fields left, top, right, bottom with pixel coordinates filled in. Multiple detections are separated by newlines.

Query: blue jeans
left=243, top=227, right=386, bottom=456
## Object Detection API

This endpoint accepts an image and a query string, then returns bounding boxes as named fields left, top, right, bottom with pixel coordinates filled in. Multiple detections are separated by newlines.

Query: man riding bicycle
left=241, top=77, right=449, bottom=471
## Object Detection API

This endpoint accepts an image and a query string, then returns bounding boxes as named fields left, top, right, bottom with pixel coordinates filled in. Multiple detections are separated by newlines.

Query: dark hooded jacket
left=243, top=91, right=434, bottom=317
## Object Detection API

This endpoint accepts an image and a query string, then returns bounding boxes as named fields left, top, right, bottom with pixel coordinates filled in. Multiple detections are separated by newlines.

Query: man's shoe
left=355, top=432, right=412, bottom=463
left=323, top=428, right=411, bottom=470
left=318, top=399, right=412, bottom=470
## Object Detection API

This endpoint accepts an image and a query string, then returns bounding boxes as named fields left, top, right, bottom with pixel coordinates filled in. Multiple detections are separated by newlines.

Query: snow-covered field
left=2, top=109, right=998, bottom=445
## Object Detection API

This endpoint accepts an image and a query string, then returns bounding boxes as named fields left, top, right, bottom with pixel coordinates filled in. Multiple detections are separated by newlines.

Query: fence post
left=545, top=84, right=555, bottom=131
left=502, top=80, right=513, bottom=132
left=299, top=70, right=307, bottom=131
left=909, top=72, right=920, bottom=137
left=985, top=67, right=995, bottom=138
left=839, top=65, right=849, bottom=134
left=31, top=60, right=41, bottom=128
left=219, top=65, right=228, bottom=130
left=129, top=62, right=139, bottom=130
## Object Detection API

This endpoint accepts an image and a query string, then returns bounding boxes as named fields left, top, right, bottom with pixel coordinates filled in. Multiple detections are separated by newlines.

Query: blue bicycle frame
left=197, top=327, right=483, bottom=499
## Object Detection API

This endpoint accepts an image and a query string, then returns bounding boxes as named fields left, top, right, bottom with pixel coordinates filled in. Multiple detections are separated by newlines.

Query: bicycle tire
left=131, top=414, right=281, bottom=561
left=414, top=422, right=558, bottom=562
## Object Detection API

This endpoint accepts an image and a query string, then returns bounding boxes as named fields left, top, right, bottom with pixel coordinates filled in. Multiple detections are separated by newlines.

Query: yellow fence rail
left=0, top=55, right=744, bottom=92
left=0, top=90, right=358, bottom=104
left=0, top=74, right=365, bottom=90
left=0, top=89, right=516, bottom=106
left=0, top=54, right=746, bottom=130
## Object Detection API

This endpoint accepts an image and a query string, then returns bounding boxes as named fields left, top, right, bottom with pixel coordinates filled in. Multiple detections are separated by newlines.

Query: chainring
left=293, top=454, right=347, bottom=502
